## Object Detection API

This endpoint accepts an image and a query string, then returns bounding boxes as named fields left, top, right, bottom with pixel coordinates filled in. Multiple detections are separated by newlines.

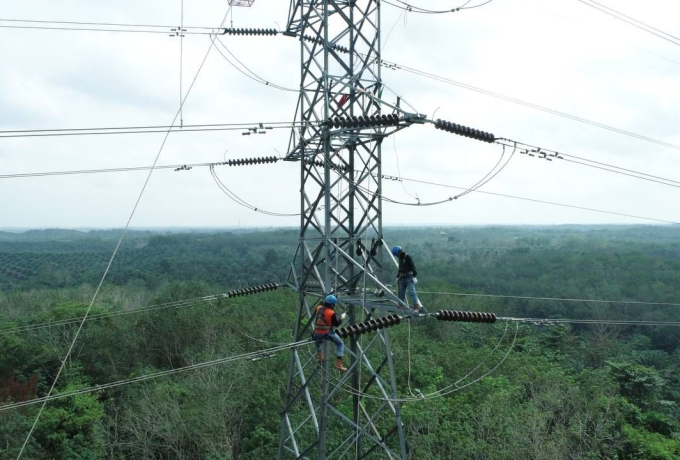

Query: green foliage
left=2, top=226, right=680, bottom=458
left=607, top=361, right=665, bottom=408
left=619, top=424, right=680, bottom=460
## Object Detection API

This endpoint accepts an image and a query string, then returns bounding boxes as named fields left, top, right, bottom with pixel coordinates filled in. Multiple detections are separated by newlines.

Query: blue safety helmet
left=391, top=245, right=402, bottom=257
left=325, top=294, right=338, bottom=305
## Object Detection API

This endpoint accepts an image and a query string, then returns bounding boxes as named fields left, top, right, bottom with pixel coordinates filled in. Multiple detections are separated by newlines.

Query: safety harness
left=315, top=305, right=332, bottom=332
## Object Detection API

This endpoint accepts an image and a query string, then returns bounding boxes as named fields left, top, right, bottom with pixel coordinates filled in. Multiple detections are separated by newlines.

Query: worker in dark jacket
left=312, top=294, right=348, bottom=372
left=392, top=245, right=424, bottom=313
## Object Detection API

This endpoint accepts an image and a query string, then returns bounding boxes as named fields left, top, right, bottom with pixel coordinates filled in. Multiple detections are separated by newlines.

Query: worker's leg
left=406, top=276, right=421, bottom=306
left=312, top=333, right=325, bottom=362
left=329, top=331, right=348, bottom=371
left=397, top=278, right=407, bottom=302
left=328, top=331, right=344, bottom=357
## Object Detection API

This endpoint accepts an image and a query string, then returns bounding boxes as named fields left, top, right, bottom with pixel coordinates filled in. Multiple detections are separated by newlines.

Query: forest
left=2, top=225, right=680, bottom=459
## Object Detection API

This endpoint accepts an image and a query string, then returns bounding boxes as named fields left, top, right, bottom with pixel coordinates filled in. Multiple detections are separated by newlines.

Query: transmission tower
left=278, top=1, right=424, bottom=458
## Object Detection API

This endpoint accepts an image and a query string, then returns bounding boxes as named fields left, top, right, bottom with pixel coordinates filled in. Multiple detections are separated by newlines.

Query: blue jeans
left=313, top=331, right=344, bottom=357
left=398, top=275, right=420, bottom=306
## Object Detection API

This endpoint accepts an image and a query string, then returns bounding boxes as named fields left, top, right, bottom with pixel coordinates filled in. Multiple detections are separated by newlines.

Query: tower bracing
left=278, top=1, right=424, bottom=458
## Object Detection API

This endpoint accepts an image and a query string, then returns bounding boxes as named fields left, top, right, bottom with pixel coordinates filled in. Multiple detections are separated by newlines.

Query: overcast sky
left=0, top=0, right=678, bottom=229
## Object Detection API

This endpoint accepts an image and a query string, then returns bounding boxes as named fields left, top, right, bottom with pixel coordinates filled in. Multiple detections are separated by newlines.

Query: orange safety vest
left=314, top=304, right=335, bottom=334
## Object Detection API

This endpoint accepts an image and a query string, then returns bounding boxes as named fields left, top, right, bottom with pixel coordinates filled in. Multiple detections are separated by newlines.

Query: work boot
left=413, top=304, right=421, bottom=313
left=316, top=351, right=324, bottom=363
left=335, top=357, right=348, bottom=372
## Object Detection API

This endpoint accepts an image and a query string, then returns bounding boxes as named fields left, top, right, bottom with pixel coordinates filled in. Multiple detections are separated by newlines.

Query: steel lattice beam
left=278, top=1, right=418, bottom=459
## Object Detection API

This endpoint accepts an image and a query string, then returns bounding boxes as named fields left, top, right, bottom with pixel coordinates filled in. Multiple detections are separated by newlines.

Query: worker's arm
left=332, top=312, right=344, bottom=327
left=407, top=254, right=417, bottom=277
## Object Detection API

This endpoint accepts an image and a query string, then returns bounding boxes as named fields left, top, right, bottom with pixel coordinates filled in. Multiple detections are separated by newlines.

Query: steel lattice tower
left=278, top=1, right=423, bottom=458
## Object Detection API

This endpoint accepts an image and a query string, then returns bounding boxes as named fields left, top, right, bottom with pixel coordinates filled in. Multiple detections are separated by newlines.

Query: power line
left=382, top=0, right=460, bottom=14
left=352, top=158, right=672, bottom=223
left=0, top=121, right=302, bottom=134
left=0, top=18, right=221, bottom=35
left=3, top=160, right=674, bottom=225
left=0, top=294, right=224, bottom=336
left=316, top=321, right=518, bottom=403
left=350, top=158, right=669, bottom=226
left=455, top=143, right=516, bottom=199
left=575, top=0, right=680, bottom=47
left=0, top=156, right=281, bottom=179
left=7, top=121, right=678, bottom=196
left=505, top=317, right=680, bottom=327
left=3, top=310, right=676, bottom=414
left=179, top=0, right=185, bottom=128
left=531, top=4, right=680, bottom=68
left=383, top=0, right=493, bottom=14
left=1, top=282, right=280, bottom=335
left=15, top=7, right=234, bottom=459
left=585, top=0, right=680, bottom=42
left=494, top=138, right=680, bottom=190
left=561, top=157, right=680, bottom=189
left=0, top=121, right=305, bottom=138
left=210, top=165, right=299, bottom=217
left=383, top=59, right=680, bottom=152
left=417, top=290, right=680, bottom=307
left=387, top=174, right=679, bottom=225
left=214, top=37, right=297, bottom=92
left=0, top=339, right=310, bottom=412
left=0, top=24, right=212, bottom=35
left=0, top=162, right=218, bottom=179
left=0, top=17, right=219, bottom=30
left=559, top=152, right=680, bottom=186
left=462, top=0, right=494, bottom=10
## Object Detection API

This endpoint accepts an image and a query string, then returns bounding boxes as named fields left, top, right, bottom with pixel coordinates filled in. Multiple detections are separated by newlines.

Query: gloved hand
left=341, top=312, right=347, bottom=320
left=413, top=277, right=418, bottom=285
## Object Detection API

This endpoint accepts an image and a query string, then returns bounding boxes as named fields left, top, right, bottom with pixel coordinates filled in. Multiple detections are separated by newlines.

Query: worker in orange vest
left=312, top=294, right=348, bottom=372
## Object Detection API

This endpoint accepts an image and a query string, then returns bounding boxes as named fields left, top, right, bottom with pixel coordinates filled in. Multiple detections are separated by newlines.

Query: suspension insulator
left=436, top=310, right=496, bottom=323
left=224, top=156, right=279, bottom=167
left=225, top=282, right=279, bottom=298
left=223, top=27, right=278, bottom=36
left=329, top=114, right=401, bottom=130
left=338, top=314, right=403, bottom=339
left=434, top=118, right=495, bottom=143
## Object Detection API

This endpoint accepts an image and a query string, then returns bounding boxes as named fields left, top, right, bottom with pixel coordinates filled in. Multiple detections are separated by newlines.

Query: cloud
left=0, top=0, right=679, bottom=228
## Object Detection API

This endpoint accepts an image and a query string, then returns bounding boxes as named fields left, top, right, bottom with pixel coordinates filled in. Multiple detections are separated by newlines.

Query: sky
left=0, top=0, right=679, bottom=229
